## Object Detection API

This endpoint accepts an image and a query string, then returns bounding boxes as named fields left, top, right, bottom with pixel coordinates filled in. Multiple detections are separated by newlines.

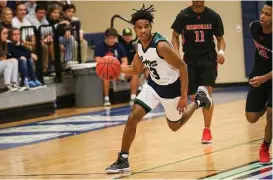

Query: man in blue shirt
left=95, top=27, right=128, bottom=106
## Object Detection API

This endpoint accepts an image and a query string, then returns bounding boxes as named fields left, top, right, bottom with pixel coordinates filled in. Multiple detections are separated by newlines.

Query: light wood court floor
left=0, top=99, right=270, bottom=179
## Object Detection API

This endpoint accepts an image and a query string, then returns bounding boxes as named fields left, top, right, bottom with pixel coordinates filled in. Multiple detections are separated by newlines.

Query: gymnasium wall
left=73, top=1, right=248, bottom=84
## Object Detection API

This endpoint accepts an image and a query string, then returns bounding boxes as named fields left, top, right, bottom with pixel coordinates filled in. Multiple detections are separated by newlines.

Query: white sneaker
left=5, top=85, right=18, bottom=92
left=12, top=84, right=26, bottom=91
left=104, top=100, right=111, bottom=106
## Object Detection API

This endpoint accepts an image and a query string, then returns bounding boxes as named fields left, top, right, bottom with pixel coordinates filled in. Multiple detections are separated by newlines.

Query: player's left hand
left=217, top=51, right=225, bottom=65
left=249, top=76, right=266, bottom=87
left=177, top=96, right=188, bottom=114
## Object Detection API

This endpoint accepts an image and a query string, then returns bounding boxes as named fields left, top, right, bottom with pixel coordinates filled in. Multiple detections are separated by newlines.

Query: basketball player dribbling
left=171, top=0, right=226, bottom=144
left=105, top=4, right=213, bottom=174
left=245, top=1, right=272, bottom=165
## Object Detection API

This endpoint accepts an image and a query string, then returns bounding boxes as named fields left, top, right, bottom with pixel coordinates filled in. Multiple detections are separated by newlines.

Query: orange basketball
left=96, top=56, right=121, bottom=81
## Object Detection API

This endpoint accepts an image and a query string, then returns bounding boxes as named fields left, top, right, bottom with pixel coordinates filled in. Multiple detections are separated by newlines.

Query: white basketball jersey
left=137, top=33, right=179, bottom=85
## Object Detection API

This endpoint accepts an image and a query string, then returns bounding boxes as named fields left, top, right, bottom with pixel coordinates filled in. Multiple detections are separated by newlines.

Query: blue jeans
left=18, top=58, right=36, bottom=81
left=59, top=36, right=74, bottom=62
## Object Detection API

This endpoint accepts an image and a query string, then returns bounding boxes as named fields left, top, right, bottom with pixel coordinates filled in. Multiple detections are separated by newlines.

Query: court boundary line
left=0, top=88, right=248, bottom=131
left=231, top=166, right=272, bottom=180
left=115, top=138, right=263, bottom=179
left=0, top=106, right=131, bottom=131
left=0, top=97, right=246, bottom=151
left=198, top=160, right=261, bottom=179
left=0, top=109, right=165, bottom=151
left=0, top=170, right=221, bottom=177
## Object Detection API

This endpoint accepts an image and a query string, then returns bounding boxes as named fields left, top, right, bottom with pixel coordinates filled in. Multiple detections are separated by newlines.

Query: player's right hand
left=217, top=52, right=225, bottom=65
left=177, top=96, right=188, bottom=114
left=249, top=76, right=266, bottom=87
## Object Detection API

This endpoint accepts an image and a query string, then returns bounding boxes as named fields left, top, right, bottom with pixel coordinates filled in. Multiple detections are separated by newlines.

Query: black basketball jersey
left=171, top=6, right=224, bottom=56
left=250, top=21, right=272, bottom=77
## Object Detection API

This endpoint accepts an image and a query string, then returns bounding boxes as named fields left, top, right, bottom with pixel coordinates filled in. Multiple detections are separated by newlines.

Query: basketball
left=96, top=56, right=121, bottom=81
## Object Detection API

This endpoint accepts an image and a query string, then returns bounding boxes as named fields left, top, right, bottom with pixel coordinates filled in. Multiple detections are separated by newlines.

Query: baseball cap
left=122, top=28, right=132, bottom=36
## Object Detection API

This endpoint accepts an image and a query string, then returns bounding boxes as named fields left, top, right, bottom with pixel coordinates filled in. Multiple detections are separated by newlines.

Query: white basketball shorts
left=134, top=83, right=182, bottom=122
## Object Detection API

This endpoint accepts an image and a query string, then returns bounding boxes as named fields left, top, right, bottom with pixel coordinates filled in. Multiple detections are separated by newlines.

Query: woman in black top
left=8, top=28, right=42, bottom=89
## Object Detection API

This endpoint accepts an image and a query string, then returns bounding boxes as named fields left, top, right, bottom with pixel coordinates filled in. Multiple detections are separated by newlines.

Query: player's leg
left=245, top=110, right=266, bottom=123
left=259, top=87, right=272, bottom=165
left=105, top=84, right=160, bottom=174
left=245, top=84, right=270, bottom=164
left=245, top=86, right=267, bottom=123
left=201, top=86, right=214, bottom=144
left=245, top=85, right=268, bottom=123
left=190, top=87, right=214, bottom=128
left=259, top=107, right=272, bottom=165
left=202, top=86, right=214, bottom=128
left=103, top=80, right=111, bottom=106
left=166, top=86, right=213, bottom=131
left=198, top=55, right=218, bottom=144
left=264, top=108, right=272, bottom=148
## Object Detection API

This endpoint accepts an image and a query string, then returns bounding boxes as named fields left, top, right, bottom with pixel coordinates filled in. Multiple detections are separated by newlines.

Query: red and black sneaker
left=201, top=127, right=212, bottom=144
left=259, top=143, right=271, bottom=165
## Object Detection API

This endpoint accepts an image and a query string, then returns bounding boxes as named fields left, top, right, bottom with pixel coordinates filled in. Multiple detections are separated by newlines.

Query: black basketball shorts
left=184, top=53, right=218, bottom=95
left=246, top=82, right=272, bottom=112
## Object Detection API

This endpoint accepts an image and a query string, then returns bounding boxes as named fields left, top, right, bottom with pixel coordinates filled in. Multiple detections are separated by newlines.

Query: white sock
left=119, top=73, right=125, bottom=80
left=104, top=96, right=109, bottom=101
left=121, top=153, right=128, bottom=158
left=195, top=100, right=201, bottom=108
left=131, top=94, right=136, bottom=100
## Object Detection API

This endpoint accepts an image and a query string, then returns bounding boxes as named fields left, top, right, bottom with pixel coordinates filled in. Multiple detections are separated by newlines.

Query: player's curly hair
left=130, top=4, right=156, bottom=25
left=265, top=1, right=272, bottom=7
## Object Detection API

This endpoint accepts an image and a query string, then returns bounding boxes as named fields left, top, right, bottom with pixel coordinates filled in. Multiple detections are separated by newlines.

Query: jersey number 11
left=194, top=30, right=205, bottom=43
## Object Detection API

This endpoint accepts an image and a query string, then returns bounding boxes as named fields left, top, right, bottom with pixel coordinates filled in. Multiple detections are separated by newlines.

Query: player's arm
left=121, top=53, right=144, bottom=75
left=250, top=71, right=272, bottom=87
left=214, top=13, right=226, bottom=64
left=263, top=71, right=272, bottom=81
left=157, top=41, right=188, bottom=98
left=171, top=12, right=184, bottom=54
left=121, top=57, right=128, bottom=65
left=216, top=36, right=226, bottom=52
left=250, top=71, right=272, bottom=86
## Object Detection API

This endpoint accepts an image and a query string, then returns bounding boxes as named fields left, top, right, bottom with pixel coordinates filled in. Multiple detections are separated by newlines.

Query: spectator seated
left=39, top=25, right=55, bottom=73
left=20, top=26, right=36, bottom=52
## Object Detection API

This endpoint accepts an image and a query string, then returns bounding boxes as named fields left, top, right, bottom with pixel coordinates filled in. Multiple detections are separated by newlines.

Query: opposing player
left=105, top=4, right=213, bottom=174
left=171, top=1, right=226, bottom=143
left=245, top=1, right=272, bottom=164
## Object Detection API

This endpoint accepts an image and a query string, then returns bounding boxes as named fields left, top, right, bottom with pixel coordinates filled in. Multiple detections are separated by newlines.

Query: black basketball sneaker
left=194, top=86, right=213, bottom=109
left=105, top=153, right=131, bottom=174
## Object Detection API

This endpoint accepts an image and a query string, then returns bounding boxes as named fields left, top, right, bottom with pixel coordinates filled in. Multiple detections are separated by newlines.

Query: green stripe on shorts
left=134, top=99, right=152, bottom=113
